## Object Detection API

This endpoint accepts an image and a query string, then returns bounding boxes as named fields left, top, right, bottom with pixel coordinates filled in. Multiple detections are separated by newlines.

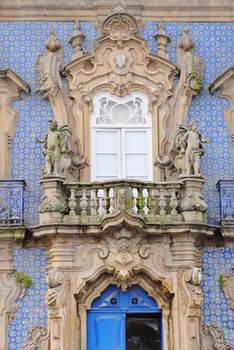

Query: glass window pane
left=125, top=131, right=147, bottom=153
left=125, top=154, right=147, bottom=177
left=96, top=154, right=118, bottom=177
left=126, top=314, right=161, bottom=350
left=96, top=131, right=118, bottom=153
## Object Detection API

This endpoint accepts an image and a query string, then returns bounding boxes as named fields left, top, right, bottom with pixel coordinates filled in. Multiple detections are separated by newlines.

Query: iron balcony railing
left=217, top=180, right=234, bottom=222
left=0, top=180, right=26, bottom=226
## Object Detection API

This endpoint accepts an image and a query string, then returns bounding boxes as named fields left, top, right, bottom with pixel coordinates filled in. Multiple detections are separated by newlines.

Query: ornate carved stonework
left=22, top=326, right=49, bottom=350
left=201, top=324, right=232, bottom=350
left=0, top=69, right=29, bottom=178
left=223, top=268, right=234, bottom=310
left=45, top=269, right=70, bottom=308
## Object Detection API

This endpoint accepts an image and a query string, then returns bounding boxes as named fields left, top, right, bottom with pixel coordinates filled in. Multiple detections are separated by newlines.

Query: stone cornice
left=0, top=2, right=234, bottom=21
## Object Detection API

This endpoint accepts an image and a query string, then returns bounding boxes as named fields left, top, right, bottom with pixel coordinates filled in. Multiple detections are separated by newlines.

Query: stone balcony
left=38, top=176, right=208, bottom=228
left=0, top=180, right=26, bottom=227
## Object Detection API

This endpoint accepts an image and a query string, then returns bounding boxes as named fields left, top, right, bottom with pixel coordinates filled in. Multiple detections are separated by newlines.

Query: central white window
left=91, top=92, right=152, bottom=181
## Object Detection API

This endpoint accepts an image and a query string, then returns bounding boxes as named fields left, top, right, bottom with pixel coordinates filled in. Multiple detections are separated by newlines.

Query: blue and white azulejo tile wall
left=0, top=21, right=232, bottom=225
left=202, top=247, right=234, bottom=347
left=8, top=248, right=47, bottom=350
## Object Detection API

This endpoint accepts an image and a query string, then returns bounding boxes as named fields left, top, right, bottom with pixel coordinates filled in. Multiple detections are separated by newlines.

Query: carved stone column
left=45, top=235, right=78, bottom=350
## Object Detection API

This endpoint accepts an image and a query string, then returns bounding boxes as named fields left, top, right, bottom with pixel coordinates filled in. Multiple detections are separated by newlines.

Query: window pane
left=125, top=131, right=147, bottom=153
left=126, top=314, right=161, bottom=350
left=96, top=131, right=118, bottom=153
left=125, top=154, right=147, bottom=177
left=96, top=155, right=118, bottom=177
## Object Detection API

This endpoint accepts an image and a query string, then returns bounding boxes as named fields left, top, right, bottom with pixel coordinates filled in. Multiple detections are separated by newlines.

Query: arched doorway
left=87, top=285, right=162, bottom=350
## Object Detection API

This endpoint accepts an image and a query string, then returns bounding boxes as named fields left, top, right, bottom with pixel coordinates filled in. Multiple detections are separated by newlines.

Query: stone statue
left=36, top=119, right=72, bottom=176
left=175, top=121, right=209, bottom=176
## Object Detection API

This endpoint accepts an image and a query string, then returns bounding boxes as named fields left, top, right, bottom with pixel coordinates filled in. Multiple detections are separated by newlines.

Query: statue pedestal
left=180, top=176, right=207, bottom=223
left=39, top=176, right=67, bottom=225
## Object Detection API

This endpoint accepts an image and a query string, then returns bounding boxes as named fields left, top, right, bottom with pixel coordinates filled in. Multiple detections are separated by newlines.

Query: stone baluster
left=103, top=188, right=110, bottom=214
left=137, top=188, right=145, bottom=215
left=80, top=189, right=88, bottom=216
left=90, top=189, right=98, bottom=216
left=170, top=189, right=178, bottom=216
left=158, top=189, right=167, bottom=216
left=147, top=188, right=157, bottom=215
left=68, top=189, right=76, bottom=216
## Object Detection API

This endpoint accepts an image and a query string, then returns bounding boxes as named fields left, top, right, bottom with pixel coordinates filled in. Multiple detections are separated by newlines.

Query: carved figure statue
left=175, top=121, right=209, bottom=176
left=36, top=119, right=72, bottom=176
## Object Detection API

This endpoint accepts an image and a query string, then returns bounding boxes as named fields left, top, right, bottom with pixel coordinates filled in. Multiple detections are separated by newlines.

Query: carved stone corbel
left=201, top=324, right=232, bottom=350
left=0, top=69, right=29, bottom=178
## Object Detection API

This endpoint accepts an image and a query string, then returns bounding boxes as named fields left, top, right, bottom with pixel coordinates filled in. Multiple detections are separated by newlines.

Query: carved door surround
left=38, top=207, right=214, bottom=350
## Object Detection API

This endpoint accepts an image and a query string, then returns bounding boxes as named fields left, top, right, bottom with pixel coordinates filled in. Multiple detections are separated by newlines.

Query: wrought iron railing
left=217, top=180, right=234, bottom=222
left=0, top=180, right=26, bottom=226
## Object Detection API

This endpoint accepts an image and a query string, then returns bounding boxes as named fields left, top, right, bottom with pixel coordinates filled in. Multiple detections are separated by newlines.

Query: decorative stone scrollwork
left=39, top=193, right=67, bottom=214
left=102, top=10, right=138, bottom=42
left=179, top=267, right=203, bottom=313
left=223, top=268, right=234, bottom=310
left=201, top=324, right=232, bottom=350
left=22, top=326, right=49, bottom=350
left=45, top=269, right=70, bottom=308
left=0, top=272, right=26, bottom=321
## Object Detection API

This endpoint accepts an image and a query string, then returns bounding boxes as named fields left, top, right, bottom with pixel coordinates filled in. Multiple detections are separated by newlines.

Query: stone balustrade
left=0, top=180, right=26, bottom=226
left=63, top=180, right=183, bottom=224
left=39, top=177, right=208, bottom=225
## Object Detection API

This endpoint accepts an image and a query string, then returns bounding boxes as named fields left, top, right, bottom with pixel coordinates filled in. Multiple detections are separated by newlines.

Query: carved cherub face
left=190, top=121, right=198, bottom=131
left=49, top=120, right=58, bottom=131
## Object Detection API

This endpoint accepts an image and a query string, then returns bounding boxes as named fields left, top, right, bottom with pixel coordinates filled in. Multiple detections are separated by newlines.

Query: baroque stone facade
left=0, top=2, right=233, bottom=350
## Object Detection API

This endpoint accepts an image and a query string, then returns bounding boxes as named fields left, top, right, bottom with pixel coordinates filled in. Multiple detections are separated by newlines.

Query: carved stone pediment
left=102, top=11, right=138, bottom=40
left=101, top=208, right=145, bottom=235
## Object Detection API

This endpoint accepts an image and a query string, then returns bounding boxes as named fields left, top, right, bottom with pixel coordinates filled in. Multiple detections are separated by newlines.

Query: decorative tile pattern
left=8, top=248, right=48, bottom=350
left=141, top=22, right=234, bottom=224
left=0, top=22, right=232, bottom=225
left=202, top=248, right=234, bottom=347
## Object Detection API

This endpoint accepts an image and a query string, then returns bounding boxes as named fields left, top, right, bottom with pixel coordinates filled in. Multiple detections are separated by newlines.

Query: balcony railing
left=217, top=180, right=234, bottom=223
left=62, top=180, right=184, bottom=224
left=0, top=180, right=26, bottom=226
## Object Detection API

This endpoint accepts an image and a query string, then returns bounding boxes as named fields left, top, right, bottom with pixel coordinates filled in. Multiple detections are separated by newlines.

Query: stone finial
left=155, top=21, right=171, bottom=60
left=69, top=20, right=86, bottom=60
left=45, top=30, right=62, bottom=52
left=177, top=27, right=195, bottom=52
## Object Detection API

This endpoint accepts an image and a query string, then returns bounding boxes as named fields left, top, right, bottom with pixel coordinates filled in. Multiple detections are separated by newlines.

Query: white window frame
left=91, top=92, right=153, bottom=181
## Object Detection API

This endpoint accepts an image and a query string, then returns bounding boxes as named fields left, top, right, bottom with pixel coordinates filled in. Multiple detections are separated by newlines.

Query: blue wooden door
left=87, top=285, right=161, bottom=350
